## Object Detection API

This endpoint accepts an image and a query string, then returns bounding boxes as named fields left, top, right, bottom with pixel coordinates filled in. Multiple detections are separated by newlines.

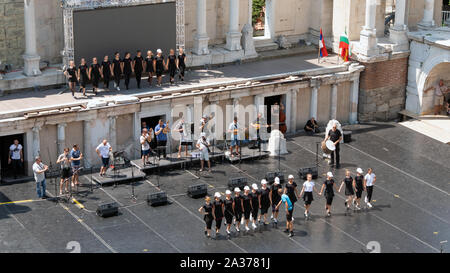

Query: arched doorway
left=421, top=62, right=450, bottom=114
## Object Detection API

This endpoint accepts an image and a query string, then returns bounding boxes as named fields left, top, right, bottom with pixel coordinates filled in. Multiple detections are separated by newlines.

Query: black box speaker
left=187, top=184, right=208, bottom=198
left=96, top=202, right=119, bottom=217
left=147, top=191, right=168, bottom=206
left=343, top=131, right=352, bottom=143
left=298, top=166, right=318, bottom=180
left=265, top=171, right=285, bottom=184
left=228, top=177, right=248, bottom=190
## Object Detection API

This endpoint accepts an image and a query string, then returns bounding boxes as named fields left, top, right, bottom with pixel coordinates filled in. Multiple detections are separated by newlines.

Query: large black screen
left=73, top=2, right=176, bottom=63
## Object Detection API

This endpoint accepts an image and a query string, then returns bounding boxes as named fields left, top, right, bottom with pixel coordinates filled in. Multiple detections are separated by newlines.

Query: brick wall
left=357, top=57, right=409, bottom=121
left=0, top=0, right=25, bottom=69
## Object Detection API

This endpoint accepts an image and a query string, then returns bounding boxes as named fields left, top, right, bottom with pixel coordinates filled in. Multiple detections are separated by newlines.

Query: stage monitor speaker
left=187, top=184, right=208, bottom=198
left=147, top=191, right=168, bottom=206
left=228, top=177, right=248, bottom=190
left=96, top=202, right=119, bottom=217
left=298, top=167, right=318, bottom=180
left=343, top=131, right=352, bottom=143
left=265, top=171, right=285, bottom=184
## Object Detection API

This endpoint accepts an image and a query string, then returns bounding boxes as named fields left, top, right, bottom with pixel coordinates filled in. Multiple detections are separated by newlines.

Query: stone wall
left=358, top=57, right=409, bottom=121
left=0, top=0, right=25, bottom=69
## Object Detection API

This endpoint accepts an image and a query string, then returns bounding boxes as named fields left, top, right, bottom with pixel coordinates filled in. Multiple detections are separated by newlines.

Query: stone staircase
left=254, top=38, right=279, bottom=52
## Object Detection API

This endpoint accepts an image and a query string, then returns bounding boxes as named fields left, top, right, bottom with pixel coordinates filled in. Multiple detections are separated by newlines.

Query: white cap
left=252, top=183, right=258, bottom=190
left=157, top=49, right=162, bottom=54
left=234, top=187, right=241, bottom=193
left=288, top=174, right=294, bottom=179
left=244, top=186, right=250, bottom=191
left=214, top=192, right=221, bottom=198
left=225, top=190, right=232, bottom=195
left=261, top=179, right=267, bottom=185
left=357, top=168, right=363, bottom=174
left=327, top=172, right=333, bottom=177
left=274, top=177, right=280, bottom=184
left=200, top=132, right=206, bottom=137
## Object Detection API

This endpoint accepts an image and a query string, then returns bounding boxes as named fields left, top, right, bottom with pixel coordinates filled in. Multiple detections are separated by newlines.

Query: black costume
left=285, top=182, right=298, bottom=204
left=242, top=194, right=252, bottom=220
left=260, top=187, right=271, bottom=215
left=78, top=64, right=89, bottom=88
left=323, top=179, right=335, bottom=205
left=355, top=175, right=364, bottom=199
left=344, top=176, right=355, bottom=196
left=168, top=54, right=177, bottom=81
left=271, top=184, right=282, bottom=212
left=134, top=55, right=144, bottom=88
left=90, top=63, right=101, bottom=91
left=101, top=60, right=111, bottom=89
left=234, top=195, right=243, bottom=222
left=224, top=198, right=234, bottom=225
left=112, top=58, right=122, bottom=87
left=213, top=199, right=224, bottom=229
left=203, top=203, right=213, bottom=230
left=251, top=191, right=260, bottom=220
left=155, top=55, right=164, bottom=78
left=177, top=53, right=186, bottom=80
left=122, top=57, right=132, bottom=90
left=328, top=129, right=342, bottom=166
left=66, top=66, right=77, bottom=83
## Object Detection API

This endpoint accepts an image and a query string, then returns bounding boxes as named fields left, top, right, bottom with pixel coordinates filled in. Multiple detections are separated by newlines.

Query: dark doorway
left=264, top=95, right=282, bottom=133
left=0, top=134, right=25, bottom=182
left=140, top=115, right=167, bottom=134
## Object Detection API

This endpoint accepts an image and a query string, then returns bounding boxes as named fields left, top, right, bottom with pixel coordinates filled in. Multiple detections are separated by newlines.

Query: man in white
left=140, top=128, right=152, bottom=165
left=8, top=139, right=23, bottom=179
left=364, top=168, right=376, bottom=208
left=196, top=132, right=211, bottom=172
left=33, top=156, right=48, bottom=199
left=228, top=117, right=241, bottom=157
left=424, top=79, right=449, bottom=115
left=96, top=139, right=112, bottom=176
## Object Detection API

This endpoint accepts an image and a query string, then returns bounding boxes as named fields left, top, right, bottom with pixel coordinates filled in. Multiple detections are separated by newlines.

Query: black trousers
left=330, top=144, right=340, bottom=165
left=92, top=76, right=100, bottom=88
left=11, top=159, right=22, bottom=178
left=114, top=72, right=121, bottom=87
left=103, top=75, right=110, bottom=89
left=179, top=65, right=185, bottom=78
left=366, top=186, right=373, bottom=203
left=157, top=140, right=167, bottom=159
left=124, top=73, right=131, bottom=89
left=135, top=71, right=142, bottom=88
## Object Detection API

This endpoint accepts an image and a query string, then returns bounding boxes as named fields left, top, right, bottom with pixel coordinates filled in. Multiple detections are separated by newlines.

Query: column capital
left=32, top=125, right=41, bottom=132
left=57, top=122, right=67, bottom=128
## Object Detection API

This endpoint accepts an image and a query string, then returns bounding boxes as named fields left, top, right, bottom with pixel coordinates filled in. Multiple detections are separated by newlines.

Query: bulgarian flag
left=339, top=31, right=351, bottom=62
left=319, top=28, right=328, bottom=58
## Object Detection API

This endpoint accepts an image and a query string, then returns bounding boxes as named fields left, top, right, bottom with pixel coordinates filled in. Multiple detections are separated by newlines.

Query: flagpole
left=317, top=27, right=321, bottom=64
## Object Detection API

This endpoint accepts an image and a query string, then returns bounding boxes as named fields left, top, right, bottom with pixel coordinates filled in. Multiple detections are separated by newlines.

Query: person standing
left=112, top=52, right=122, bottom=91
left=167, top=49, right=177, bottom=85
left=269, top=177, right=282, bottom=226
left=250, top=183, right=260, bottom=230
left=144, top=50, right=155, bottom=86
left=241, top=186, right=253, bottom=232
left=198, top=196, right=213, bottom=238
left=228, top=117, right=241, bottom=157
left=89, top=57, right=102, bottom=95
left=223, top=190, right=234, bottom=237
left=339, top=169, right=356, bottom=211
left=77, top=58, right=89, bottom=96
left=424, top=79, right=449, bottom=115
left=56, top=148, right=71, bottom=195
left=354, top=168, right=364, bottom=210
left=140, top=128, right=152, bottom=166
left=251, top=112, right=269, bottom=149
left=64, top=60, right=78, bottom=97
left=176, top=118, right=189, bottom=158
left=319, top=172, right=338, bottom=217
left=122, top=52, right=132, bottom=90
left=177, top=47, right=186, bottom=81
left=154, top=49, right=165, bottom=87
left=101, top=55, right=112, bottom=90
left=284, top=174, right=299, bottom=222
left=300, top=173, right=319, bottom=219
left=8, top=139, right=23, bottom=179
left=154, top=119, right=169, bottom=159
left=196, top=132, right=211, bottom=172
left=364, top=168, right=376, bottom=209
left=259, top=179, right=271, bottom=226
left=325, top=122, right=342, bottom=168
left=70, top=144, right=83, bottom=187
left=32, top=156, right=48, bottom=199
left=212, top=192, right=224, bottom=238
left=276, top=191, right=294, bottom=237
left=133, top=50, right=144, bottom=89
left=233, top=187, right=243, bottom=232
left=96, top=139, right=112, bottom=176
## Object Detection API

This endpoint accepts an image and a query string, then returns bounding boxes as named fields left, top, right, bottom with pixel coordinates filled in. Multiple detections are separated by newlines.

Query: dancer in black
left=233, top=187, right=242, bottom=232
left=224, top=190, right=234, bottom=237
left=64, top=60, right=77, bottom=97
left=133, top=50, right=144, bottom=89
left=339, top=169, right=356, bottom=211
left=284, top=174, right=299, bottom=221
left=198, top=196, right=213, bottom=238
left=153, top=49, right=165, bottom=87
left=241, top=186, right=252, bottom=232
left=101, top=55, right=112, bottom=90
left=319, top=172, right=338, bottom=217
left=122, top=52, right=132, bottom=90
left=167, top=49, right=177, bottom=85
left=269, top=177, right=282, bottom=226
left=177, top=47, right=186, bottom=81
left=259, top=179, right=271, bottom=226
left=77, top=58, right=89, bottom=96
left=354, top=168, right=364, bottom=210
left=144, top=50, right=154, bottom=86
left=112, top=52, right=122, bottom=91
left=250, top=183, right=260, bottom=230
left=89, top=57, right=102, bottom=95
left=212, top=192, right=224, bottom=238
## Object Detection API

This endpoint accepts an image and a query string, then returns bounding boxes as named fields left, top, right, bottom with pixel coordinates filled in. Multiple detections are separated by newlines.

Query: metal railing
left=443, top=11, right=450, bottom=26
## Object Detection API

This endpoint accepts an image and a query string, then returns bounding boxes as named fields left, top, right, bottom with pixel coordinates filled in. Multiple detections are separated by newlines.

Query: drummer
left=325, top=122, right=342, bottom=168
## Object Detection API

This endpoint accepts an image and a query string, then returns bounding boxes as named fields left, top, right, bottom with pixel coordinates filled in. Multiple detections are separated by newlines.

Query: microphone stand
left=130, top=164, right=137, bottom=202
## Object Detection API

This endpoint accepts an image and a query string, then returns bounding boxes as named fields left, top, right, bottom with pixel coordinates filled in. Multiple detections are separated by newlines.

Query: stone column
left=23, top=0, right=41, bottom=76
left=290, top=89, right=298, bottom=133
left=330, top=84, right=338, bottom=120
left=83, top=120, right=92, bottom=169
left=32, top=126, right=41, bottom=158
left=108, top=116, right=117, bottom=152
left=57, top=123, right=67, bottom=155
left=193, top=0, right=210, bottom=55
left=389, top=0, right=408, bottom=51
left=310, top=82, right=319, bottom=120
left=225, top=0, right=242, bottom=51
left=193, top=96, right=203, bottom=138
left=359, top=0, right=378, bottom=56
left=349, top=78, right=360, bottom=124
left=418, top=0, right=435, bottom=29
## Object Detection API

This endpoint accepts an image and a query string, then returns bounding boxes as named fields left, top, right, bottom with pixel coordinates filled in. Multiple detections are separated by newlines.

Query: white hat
left=225, top=190, right=232, bottom=195
left=357, top=168, right=363, bottom=174
left=288, top=174, right=294, bottom=179
left=327, top=172, right=333, bottom=178
left=244, top=186, right=250, bottom=191
left=201, top=132, right=206, bottom=137
left=261, top=179, right=267, bottom=185
left=234, top=187, right=241, bottom=193
left=252, top=183, right=258, bottom=190
left=274, top=177, right=280, bottom=184
left=157, top=49, right=162, bottom=54
left=214, top=192, right=221, bottom=198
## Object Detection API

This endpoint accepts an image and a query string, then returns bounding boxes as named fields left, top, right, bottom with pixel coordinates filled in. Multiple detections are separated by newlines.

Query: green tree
left=252, top=0, right=265, bottom=26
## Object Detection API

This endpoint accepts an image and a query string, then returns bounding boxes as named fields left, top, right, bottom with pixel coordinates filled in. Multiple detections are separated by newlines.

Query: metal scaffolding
left=61, top=0, right=185, bottom=66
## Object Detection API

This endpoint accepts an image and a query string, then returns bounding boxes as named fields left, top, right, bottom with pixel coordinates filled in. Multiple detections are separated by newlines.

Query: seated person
left=304, top=117, right=320, bottom=134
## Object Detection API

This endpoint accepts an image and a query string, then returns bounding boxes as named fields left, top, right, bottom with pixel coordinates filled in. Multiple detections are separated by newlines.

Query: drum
left=321, top=140, right=336, bottom=154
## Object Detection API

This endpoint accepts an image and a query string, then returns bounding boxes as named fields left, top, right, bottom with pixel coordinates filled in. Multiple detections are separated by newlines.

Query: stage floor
left=0, top=122, right=449, bottom=253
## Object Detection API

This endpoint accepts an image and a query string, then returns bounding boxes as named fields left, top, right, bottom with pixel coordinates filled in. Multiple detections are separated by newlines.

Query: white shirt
left=364, top=173, right=376, bottom=186
left=197, top=137, right=210, bottom=152
left=140, top=135, right=150, bottom=151
left=229, top=122, right=240, bottom=140
left=303, top=181, right=315, bottom=192
left=96, top=143, right=111, bottom=158
left=9, top=144, right=22, bottom=160
left=434, top=85, right=448, bottom=97
left=32, top=162, right=45, bottom=182
left=57, top=153, right=71, bottom=169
